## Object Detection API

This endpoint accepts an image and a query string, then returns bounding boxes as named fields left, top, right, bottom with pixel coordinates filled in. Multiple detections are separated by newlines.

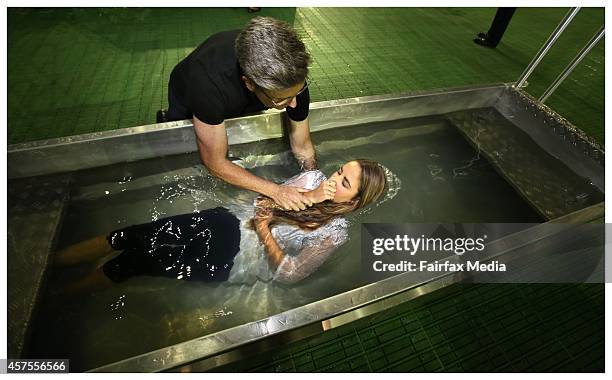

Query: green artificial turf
left=7, top=7, right=604, bottom=144
left=216, top=284, right=604, bottom=372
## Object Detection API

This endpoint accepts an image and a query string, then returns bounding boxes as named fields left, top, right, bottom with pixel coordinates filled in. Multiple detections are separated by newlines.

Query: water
left=27, top=112, right=546, bottom=370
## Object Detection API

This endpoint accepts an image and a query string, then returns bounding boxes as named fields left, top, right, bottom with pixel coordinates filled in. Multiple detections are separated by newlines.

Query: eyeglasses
left=259, top=81, right=308, bottom=107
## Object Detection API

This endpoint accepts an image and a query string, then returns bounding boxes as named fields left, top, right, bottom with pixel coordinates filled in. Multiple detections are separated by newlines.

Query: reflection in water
left=453, top=126, right=483, bottom=178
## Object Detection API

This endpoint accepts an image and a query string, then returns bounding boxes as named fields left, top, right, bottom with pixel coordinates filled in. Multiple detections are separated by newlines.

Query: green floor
left=7, top=7, right=605, bottom=372
left=7, top=7, right=605, bottom=144
left=217, top=284, right=604, bottom=372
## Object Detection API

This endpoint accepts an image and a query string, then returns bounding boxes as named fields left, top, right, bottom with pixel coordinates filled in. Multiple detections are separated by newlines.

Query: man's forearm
left=289, top=118, right=317, bottom=170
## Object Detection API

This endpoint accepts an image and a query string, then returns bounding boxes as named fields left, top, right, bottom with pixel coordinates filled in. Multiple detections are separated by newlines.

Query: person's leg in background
left=474, top=8, right=517, bottom=48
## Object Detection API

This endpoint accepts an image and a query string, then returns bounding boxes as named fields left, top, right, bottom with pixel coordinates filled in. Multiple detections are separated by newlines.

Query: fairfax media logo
left=371, top=259, right=507, bottom=273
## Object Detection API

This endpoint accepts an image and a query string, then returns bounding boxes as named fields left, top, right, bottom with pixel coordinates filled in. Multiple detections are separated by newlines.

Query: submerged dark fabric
left=168, top=30, right=310, bottom=124
left=103, top=207, right=241, bottom=283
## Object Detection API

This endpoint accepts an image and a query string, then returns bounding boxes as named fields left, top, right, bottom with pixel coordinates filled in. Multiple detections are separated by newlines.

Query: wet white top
left=226, top=170, right=349, bottom=285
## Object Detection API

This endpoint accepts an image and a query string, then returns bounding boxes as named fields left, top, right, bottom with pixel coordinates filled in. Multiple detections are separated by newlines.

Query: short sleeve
left=286, top=86, right=310, bottom=122
left=188, top=63, right=226, bottom=125
left=273, top=218, right=349, bottom=284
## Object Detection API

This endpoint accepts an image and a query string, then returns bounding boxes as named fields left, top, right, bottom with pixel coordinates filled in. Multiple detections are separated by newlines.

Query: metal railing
left=514, top=7, right=581, bottom=88
left=514, top=7, right=604, bottom=105
left=539, top=26, right=605, bottom=103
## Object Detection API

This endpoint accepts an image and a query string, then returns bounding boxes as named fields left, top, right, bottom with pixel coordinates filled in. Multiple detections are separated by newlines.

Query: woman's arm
left=255, top=213, right=349, bottom=284
left=253, top=210, right=285, bottom=269
left=274, top=232, right=346, bottom=284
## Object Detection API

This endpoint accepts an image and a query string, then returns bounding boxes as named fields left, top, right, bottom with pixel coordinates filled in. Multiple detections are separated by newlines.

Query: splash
left=354, top=164, right=401, bottom=217
left=149, top=167, right=225, bottom=221
left=197, top=306, right=234, bottom=326
left=109, top=294, right=127, bottom=320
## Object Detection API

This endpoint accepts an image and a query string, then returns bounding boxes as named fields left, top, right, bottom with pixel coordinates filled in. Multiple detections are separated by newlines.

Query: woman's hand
left=305, top=180, right=336, bottom=204
left=254, top=206, right=273, bottom=228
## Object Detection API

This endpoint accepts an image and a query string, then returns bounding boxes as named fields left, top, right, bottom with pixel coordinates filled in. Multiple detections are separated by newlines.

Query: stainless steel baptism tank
left=7, top=83, right=604, bottom=371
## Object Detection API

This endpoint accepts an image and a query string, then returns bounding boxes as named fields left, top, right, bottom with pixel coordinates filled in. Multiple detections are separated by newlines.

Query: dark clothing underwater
left=103, top=207, right=241, bottom=283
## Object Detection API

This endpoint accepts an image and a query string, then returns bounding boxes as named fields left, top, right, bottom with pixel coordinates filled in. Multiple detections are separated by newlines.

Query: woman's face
left=328, top=161, right=362, bottom=203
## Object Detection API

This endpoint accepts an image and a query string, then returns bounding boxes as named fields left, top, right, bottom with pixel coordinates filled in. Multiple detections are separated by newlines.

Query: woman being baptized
left=56, top=159, right=387, bottom=291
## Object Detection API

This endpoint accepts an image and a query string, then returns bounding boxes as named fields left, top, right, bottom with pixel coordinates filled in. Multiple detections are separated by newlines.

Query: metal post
left=514, top=7, right=581, bottom=88
left=539, top=26, right=604, bottom=103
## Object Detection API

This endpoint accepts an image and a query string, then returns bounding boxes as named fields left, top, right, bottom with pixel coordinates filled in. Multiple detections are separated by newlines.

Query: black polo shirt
left=169, top=30, right=310, bottom=125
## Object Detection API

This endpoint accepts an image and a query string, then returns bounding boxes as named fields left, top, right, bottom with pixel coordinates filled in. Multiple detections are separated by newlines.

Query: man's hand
left=271, top=185, right=313, bottom=211
left=297, top=156, right=317, bottom=171
left=304, top=179, right=336, bottom=204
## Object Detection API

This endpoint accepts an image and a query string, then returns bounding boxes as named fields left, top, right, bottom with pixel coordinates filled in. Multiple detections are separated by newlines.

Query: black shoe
left=477, top=32, right=487, bottom=39
left=156, top=109, right=168, bottom=123
left=473, top=36, right=496, bottom=48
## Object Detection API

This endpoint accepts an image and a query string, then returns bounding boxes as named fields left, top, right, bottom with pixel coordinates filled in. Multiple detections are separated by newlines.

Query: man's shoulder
left=192, top=29, right=241, bottom=64
left=188, top=29, right=242, bottom=88
left=209, top=29, right=241, bottom=43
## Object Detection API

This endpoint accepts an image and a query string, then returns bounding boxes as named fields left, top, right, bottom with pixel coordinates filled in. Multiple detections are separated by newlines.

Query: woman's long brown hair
left=258, top=159, right=387, bottom=230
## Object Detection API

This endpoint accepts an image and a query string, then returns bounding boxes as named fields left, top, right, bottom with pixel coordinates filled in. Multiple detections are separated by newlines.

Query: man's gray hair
left=235, top=16, right=310, bottom=91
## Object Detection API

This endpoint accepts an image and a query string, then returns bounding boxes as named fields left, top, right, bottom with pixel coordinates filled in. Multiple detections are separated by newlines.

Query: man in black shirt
left=162, top=17, right=316, bottom=211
